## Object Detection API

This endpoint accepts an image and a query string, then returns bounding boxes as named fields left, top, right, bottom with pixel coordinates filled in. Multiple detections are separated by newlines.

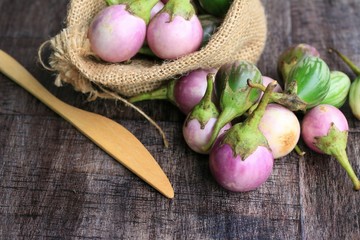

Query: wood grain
left=1, top=0, right=360, bottom=239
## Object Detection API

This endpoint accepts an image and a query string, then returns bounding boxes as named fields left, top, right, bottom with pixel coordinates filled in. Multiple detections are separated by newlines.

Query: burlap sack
left=45, top=0, right=267, bottom=98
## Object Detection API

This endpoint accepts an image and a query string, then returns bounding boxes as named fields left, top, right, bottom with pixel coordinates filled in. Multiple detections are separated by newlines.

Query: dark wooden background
left=1, top=0, right=360, bottom=239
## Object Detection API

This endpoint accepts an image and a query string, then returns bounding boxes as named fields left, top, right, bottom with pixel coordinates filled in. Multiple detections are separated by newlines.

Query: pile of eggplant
left=130, top=43, right=360, bottom=193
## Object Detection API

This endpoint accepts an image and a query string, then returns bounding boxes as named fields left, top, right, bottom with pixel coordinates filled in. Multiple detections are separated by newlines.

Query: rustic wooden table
left=1, top=0, right=360, bottom=239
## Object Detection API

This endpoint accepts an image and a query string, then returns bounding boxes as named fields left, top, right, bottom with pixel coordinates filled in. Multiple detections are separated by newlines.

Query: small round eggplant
left=320, top=71, right=351, bottom=108
left=349, top=77, right=360, bottom=120
left=147, top=0, right=203, bottom=59
left=301, top=104, right=360, bottom=191
left=198, top=14, right=222, bottom=47
left=278, top=43, right=320, bottom=81
left=90, top=1, right=159, bottom=62
left=209, top=81, right=277, bottom=192
left=329, top=48, right=360, bottom=120
left=128, top=68, right=216, bottom=115
left=259, top=104, right=300, bottom=159
left=285, top=56, right=330, bottom=109
left=198, top=0, right=233, bottom=17
left=183, top=74, right=231, bottom=154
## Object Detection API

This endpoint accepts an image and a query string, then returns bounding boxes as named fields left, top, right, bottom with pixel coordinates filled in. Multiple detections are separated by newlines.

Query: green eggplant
left=278, top=43, right=320, bottom=82
left=285, top=56, right=330, bottom=109
left=329, top=48, right=360, bottom=120
left=199, top=14, right=223, bottom=47
left=203, top=60, right=262, bottom=151
left=198, top=0, right=233, bottom=17
left=320, top=71, right=351, bottom=108
left=349, top=78, right=360, bottom=120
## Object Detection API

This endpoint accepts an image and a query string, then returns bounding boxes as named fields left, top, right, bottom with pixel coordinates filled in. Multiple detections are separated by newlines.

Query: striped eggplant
left=349, top=78, right=360, bottom=120
left=320, top=71, right=351, bottom=108
left=278, top=43, right=320, bottom=82
left=329, top=48, right=360, bottom=120
left=285, top=56, right=330, bottom=109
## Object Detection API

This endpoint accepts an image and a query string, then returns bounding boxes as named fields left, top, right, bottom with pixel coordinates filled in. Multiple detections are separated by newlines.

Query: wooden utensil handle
left=0, top=50, right=77, bottom=119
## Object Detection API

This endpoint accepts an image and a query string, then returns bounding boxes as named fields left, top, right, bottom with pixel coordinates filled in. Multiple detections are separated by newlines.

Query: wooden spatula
left=0, top=50, right=174, bottom=199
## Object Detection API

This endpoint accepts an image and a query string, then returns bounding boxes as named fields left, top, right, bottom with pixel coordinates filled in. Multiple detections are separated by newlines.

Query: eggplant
left=349, top=78, right=360, bottom=119
left=285, top=56, right=330, bottom=109
left=203, top=60, right=262, bottom=151
left=320, top=71, right=351, bottom=108
left=198, top=14, right=222, bottom=47
left=278, top=43, right=320, bottom=82
left=198, top=0, right=233, bottom=17
left=209, top=82, right=277, bottom=192
left=138, top=14, right=222, bottom=57
left=329, top=48, right=360, bottom=120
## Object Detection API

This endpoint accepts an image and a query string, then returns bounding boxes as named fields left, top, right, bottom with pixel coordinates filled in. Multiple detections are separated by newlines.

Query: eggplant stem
left=128, top=79, right=177, bottom=105
left=328, top=48, right=360, bottom=76
left=247, top=80, right=266, bottom=91
left=203, top=106, right=237, bottom=152
left=332, top=148, right=360, bottom=191
left=294, top=144, right=306, bottom=156
left=128, top=85, right=168, bottom=103
left=203, top=73, right=215, bottom=104
left=246, top=80, right=277, bottom=127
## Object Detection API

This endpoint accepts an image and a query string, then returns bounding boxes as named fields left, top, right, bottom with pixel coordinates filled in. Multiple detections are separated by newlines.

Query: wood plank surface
left=1, top=0, right=359, bottom=239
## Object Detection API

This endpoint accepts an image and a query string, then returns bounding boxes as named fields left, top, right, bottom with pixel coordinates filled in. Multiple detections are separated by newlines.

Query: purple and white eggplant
left=128, top=68, right=216, bottom=114
left=259, top=103, right=300, bottom=159
left=209, top=81, right=277, bottom=192
left=89, top=0, right=159, bottom=62
left=147, top=0, right=203, bottom=59
left=301, top=104, right=360, bottom=191
left=183, top=73, right=231, bottom=154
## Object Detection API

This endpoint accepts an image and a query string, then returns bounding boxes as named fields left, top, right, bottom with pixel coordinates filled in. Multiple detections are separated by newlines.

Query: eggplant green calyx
left=185, top=73, right=219, bottom=128
left=128, top=79, right=176, bottom=105
left=105, top=0, right=119, bottom=6
left=314, top=123, right=360, bottom=191
left=202, top=61, right=262, bottom=152
left=106, top=0, right=120, bottom=5
left=161, top=0, right=196, bottom=21
left=106, top=0, right=159, bottom=24
left=222, top=81, right=277, bottom=159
